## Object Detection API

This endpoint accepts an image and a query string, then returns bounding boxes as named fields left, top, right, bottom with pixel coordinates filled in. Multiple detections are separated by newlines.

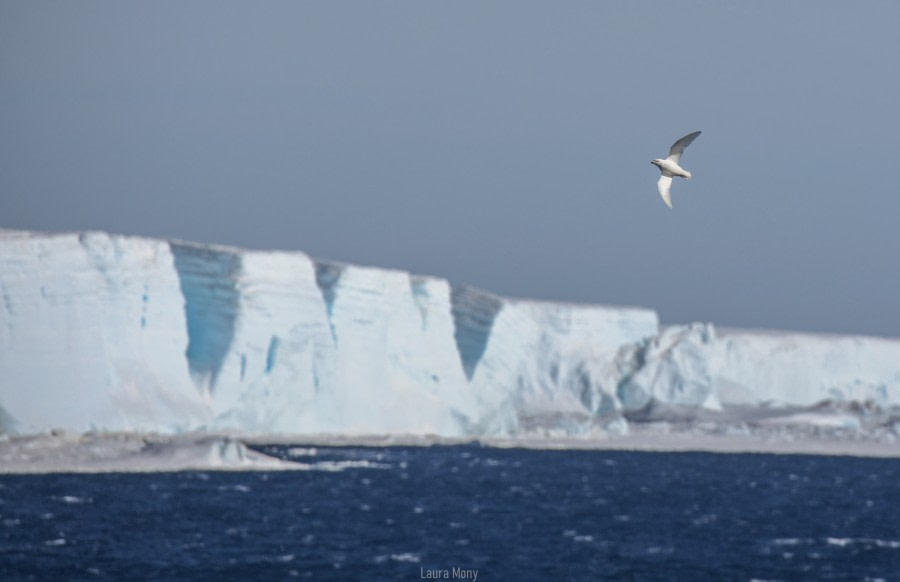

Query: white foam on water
left=826, top=537, right=900, bottom=549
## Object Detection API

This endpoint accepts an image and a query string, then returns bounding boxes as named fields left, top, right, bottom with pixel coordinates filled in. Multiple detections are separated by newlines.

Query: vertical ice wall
left=3, top=229, right=899, bottom=437
left=613, top=323, right=900, bottom=412
left=0, top=230, right=659, bottom=435
left=0, top=231, right=209, bottom=433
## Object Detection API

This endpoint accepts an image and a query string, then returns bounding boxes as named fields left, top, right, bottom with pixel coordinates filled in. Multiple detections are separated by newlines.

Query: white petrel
left=651, top=130, right=701, bottom=208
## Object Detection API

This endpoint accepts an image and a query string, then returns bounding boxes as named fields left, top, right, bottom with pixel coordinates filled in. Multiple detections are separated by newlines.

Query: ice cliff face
left=1, top=229, right=899, bottom=437
left=614, top=323, right=900, bottom=411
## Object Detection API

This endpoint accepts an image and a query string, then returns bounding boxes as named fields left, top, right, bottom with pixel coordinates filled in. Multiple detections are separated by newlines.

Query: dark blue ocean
left=2, top=445, right=899, bottom=581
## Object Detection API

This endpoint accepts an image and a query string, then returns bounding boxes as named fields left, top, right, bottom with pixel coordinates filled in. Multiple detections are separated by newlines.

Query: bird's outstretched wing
left=666, top=130, right=701, bottom=163
left=658, top=175, right=674, bottom=208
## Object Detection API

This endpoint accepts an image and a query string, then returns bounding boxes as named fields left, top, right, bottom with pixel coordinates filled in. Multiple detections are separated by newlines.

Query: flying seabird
left=651, top=130, right=701, bottom=208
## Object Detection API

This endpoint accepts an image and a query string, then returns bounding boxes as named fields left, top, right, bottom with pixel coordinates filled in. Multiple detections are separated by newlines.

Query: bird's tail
left=684, top=171, right=692, bottom=180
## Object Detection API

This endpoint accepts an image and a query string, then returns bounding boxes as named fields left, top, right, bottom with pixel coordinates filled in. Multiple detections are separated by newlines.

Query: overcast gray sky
left=2, top=2, right=899, bottom=337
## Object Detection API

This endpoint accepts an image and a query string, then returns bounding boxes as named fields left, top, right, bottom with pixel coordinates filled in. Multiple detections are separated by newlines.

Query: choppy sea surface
left=2, top=445, right=899, bottom=581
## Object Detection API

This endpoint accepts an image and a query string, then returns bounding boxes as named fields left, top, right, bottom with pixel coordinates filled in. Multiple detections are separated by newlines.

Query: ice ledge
left=0, top=432, right=299, bottom=473
left=0, top=432, right=397, bottom=474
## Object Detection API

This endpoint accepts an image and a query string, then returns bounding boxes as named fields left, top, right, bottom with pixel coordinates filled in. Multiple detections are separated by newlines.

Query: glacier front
left=1, top=229, right=899, bottom=444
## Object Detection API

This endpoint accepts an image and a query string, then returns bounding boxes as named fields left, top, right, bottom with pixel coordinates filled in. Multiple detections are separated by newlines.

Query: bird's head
left=650, top=159, right=661, bottom=167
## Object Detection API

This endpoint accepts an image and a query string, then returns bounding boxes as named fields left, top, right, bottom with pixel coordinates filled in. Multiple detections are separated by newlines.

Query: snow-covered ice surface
left=2, top=229, right=900, bottom=460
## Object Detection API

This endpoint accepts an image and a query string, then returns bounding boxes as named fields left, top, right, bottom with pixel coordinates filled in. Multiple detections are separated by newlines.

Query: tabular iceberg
left=1, top=229, right=899, bottom=440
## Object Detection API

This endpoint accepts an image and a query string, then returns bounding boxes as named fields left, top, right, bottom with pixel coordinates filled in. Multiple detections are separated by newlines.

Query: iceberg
left=614, top=323, right=900, bottom=411
left=1, top=229, right=899, bottom=444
